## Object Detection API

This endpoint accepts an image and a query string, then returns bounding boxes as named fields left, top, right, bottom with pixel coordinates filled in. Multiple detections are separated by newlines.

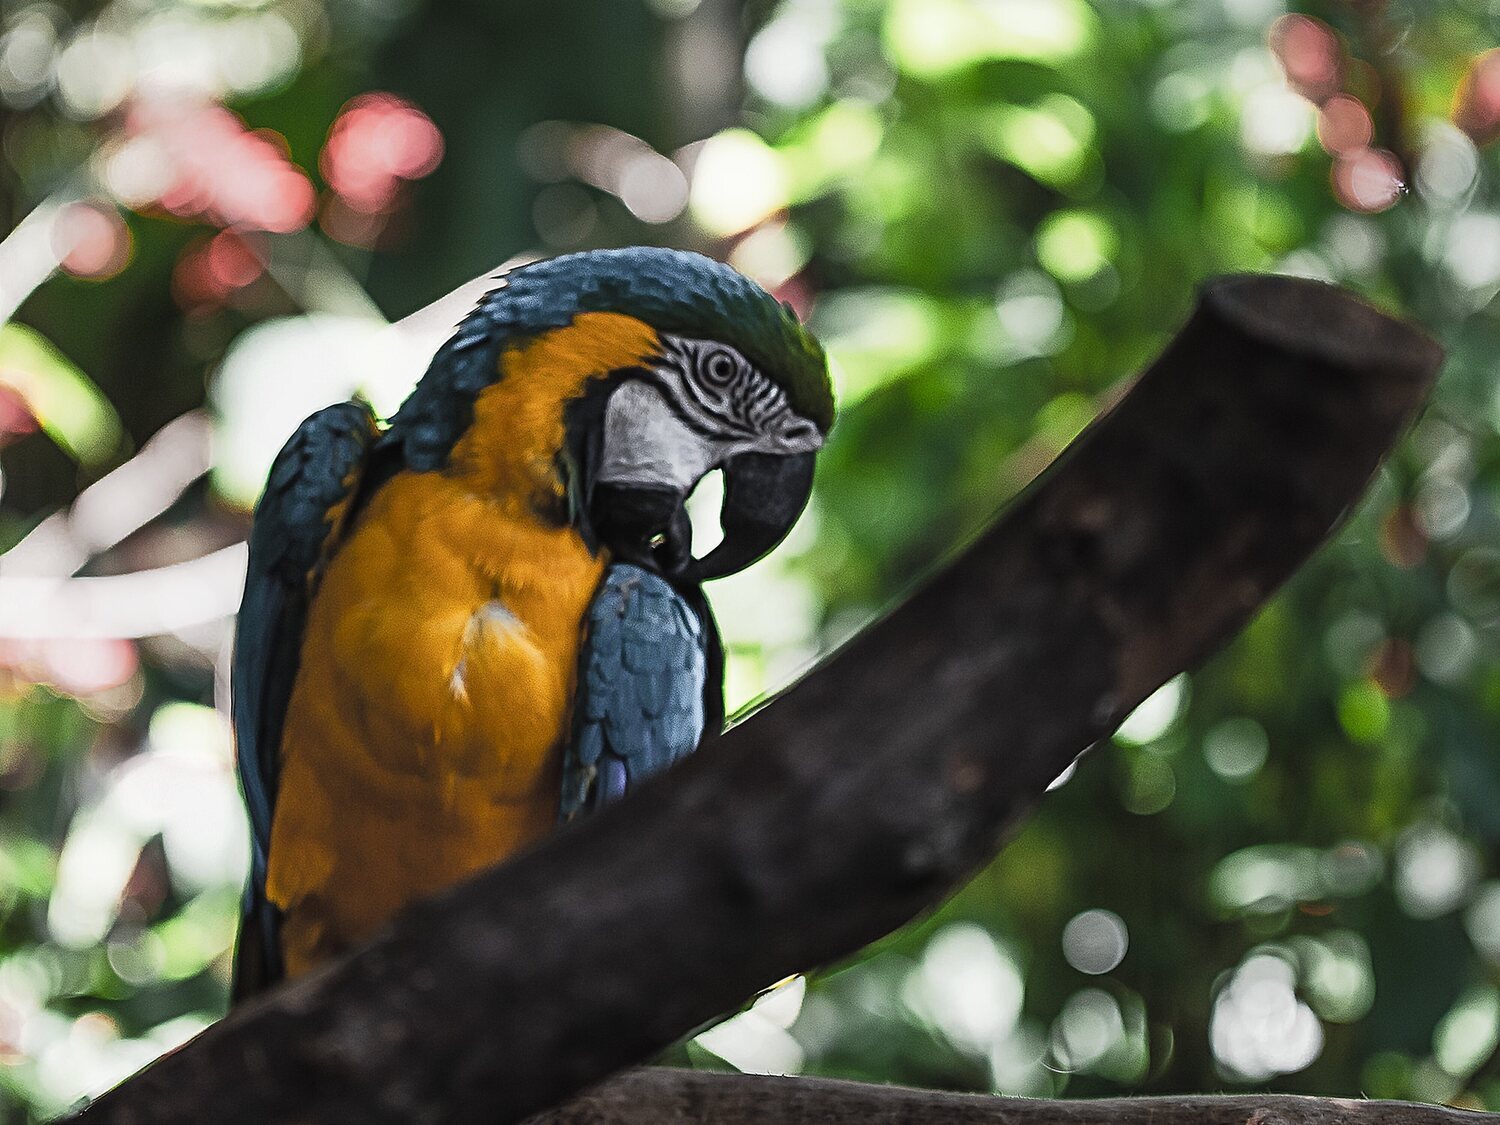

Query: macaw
left=230, top=248, right=834, bottom=1000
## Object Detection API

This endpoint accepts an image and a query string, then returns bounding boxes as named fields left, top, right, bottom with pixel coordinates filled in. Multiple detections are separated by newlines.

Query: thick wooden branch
left=530, top=1069, right=1494, bottom=1124
left=75, top=276, right=1443, bottom=1125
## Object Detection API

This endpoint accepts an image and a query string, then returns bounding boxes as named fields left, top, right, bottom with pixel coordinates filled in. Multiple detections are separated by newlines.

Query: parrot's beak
left=590, top=451, right=815, bottom=584
left=682, top=450, right=816, bottom=583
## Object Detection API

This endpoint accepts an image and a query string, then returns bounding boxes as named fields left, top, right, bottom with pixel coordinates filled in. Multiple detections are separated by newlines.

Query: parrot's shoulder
left=252, top=399, right=382, bottom=583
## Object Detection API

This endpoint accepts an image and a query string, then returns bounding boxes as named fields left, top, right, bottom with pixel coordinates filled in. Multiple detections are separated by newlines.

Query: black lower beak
left=684, top=450, right=816, bottom=583
left=590, top=482, right=689, bottom=574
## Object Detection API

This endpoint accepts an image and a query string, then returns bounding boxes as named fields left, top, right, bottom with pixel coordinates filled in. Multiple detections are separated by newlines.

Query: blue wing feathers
left=561, top=564, right=709, bottom=822
left=231, top=400, right=376, bottom=1000
left=575, top=722, right=605, bottom=767
left=637, top=670, right=668, bottom=716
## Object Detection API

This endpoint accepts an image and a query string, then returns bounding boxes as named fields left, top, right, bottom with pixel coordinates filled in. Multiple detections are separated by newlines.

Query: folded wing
left=231, top=400, right=379, bottom=1000
left=562, top=565, right=721, bottom=820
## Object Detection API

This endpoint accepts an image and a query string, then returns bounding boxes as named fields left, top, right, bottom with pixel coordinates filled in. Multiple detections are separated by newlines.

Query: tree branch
left=73, top=276, right=1443, bottom=1125
left=528, top=1068, right=1494, bottom=1124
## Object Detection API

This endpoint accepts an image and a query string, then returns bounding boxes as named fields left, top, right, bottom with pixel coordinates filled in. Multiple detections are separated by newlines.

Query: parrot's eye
left=703, top=349, right=740, bottom=387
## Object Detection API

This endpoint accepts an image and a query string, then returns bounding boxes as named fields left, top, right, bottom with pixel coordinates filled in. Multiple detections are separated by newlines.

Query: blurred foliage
left=1, top=0, right=1499, bottom=1119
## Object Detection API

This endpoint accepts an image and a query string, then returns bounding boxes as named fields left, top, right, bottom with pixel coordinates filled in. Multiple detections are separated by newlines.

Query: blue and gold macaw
left=230, top=248, right=834, bottom=999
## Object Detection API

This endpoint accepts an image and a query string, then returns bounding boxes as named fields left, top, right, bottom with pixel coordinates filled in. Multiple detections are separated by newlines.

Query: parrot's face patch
left=588, top=336, right=824, bottom=584
left=597, top=337, right=823, bottom=492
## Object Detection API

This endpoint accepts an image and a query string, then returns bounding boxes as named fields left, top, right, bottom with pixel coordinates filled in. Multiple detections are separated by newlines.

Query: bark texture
left=530, top=1069, right=1495, bottom=1124
left=74, top=276, right=1444, bottom=1125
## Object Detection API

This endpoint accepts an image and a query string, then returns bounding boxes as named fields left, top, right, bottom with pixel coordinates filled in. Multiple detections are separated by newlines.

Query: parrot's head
left=559, top=249, right=832, bottom=585
left=584, top=329, right=827, bottom=582
left=394, top=247, right=833, bottom=585
left=580, top=288, right=832, bottom=584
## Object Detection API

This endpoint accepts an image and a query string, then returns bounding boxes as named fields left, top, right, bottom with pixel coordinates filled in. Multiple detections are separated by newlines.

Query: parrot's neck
left=443, top=313, right=660, bottom=519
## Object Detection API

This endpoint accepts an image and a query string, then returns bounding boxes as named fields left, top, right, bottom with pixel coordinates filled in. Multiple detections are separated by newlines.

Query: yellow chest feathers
left=282, top=310, right=660, bottom=791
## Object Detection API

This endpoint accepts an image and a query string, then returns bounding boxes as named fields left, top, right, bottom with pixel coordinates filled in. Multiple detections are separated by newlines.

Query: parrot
left=230, top=247, right=834, bottom=1001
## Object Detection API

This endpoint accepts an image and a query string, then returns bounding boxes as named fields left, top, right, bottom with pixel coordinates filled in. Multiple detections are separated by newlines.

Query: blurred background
left=0, top=0, right=1498, bottom=1118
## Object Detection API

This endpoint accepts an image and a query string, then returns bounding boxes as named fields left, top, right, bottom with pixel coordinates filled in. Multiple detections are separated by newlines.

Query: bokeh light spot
left=746, top=12, right=830, bottom=108
left=1379, top=503, right=1426, bottom=568
left=1211, top=952, right=1324, bottom=1081
left=1151, top=71, right=1212, bottom=133
left=1433, top=987, right=1499, bottom=1078
left=1269, top=14, right=1341, bottom=102
left=615, top=152, right=689, bottom=224
left=1443, top=213, right=1500, bottom=290
left=689, top=128, right=789, bottom=237
left=1319, top=841, right=1384, bottom=899
left=1466, top=884, right=1500, bottom=966
left=883, top=0, right=1094, bottom=77
left=1051, top=988, right=1124, bottom=1071
left=40, top=637, right=137, bottom=696
left=52, top=204, right=130, bottom=280
left=1337, top=680, right=1389, bottom=743
left=1331, top=148, right=1404, bottom=213
left=1212, top=846, right=1322, bottom=915
left=531, top=183, right=598, bottom=249
left=1415, top=614, right=1477, bottom=686
left=1036, top=210, right=1117, bottom=282
left=1394, top=824, right=1478, bottom=920
left=904, top=923, right=1025, bottom=1056
left=55, top=29, right=133, bottom=120
left=1447, top=547, right=1500, bottom=620
left=321, top=93, right=444, bottom=216
left=1316, top=94, right=1372, bottom=155
left=1454, top=48, right=1500, bottom=147
left=206, top=232, right=265, bottom=291
left=1417, top=124, right=1479, bottom=205
left=1123, top=752, right=1176, bottom=816
left=1203, top=717, right=1269, bottom=782
left=994, top=271, right=1070, bottom=360
left=984, top=95, right=1096, bottom=187
left=1295, top=932, right=1375, bottom=1023
left=1241, top=85, right=1314, bottom=156
left=0, top=384, right=39, bottom=444
left=0, top=11, right=59, bottom=109
left=730, top=221, right=811, bottom=291
left=172, top=232, right=266, bottom=310
left=121, top=101, right=316, bottom=233
left=1062, top=909, right=1128, bottom=975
